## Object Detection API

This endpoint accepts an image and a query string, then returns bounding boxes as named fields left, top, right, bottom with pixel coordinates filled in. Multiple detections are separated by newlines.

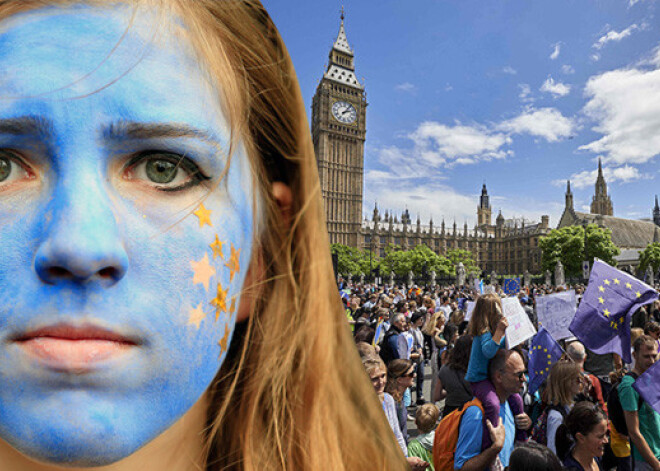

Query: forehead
left=0, top=5, right=227, bottom=137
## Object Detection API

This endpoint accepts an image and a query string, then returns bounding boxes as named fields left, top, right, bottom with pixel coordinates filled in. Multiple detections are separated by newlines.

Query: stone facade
left=558, top=161, right=660, bottom=270
left=311, top=12, right=367, bottom=247
left=359, top=184, right=551, bottom=275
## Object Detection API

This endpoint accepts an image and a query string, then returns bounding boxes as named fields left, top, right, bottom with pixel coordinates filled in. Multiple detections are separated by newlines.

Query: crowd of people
left=344, top=280, right=660, bottom=470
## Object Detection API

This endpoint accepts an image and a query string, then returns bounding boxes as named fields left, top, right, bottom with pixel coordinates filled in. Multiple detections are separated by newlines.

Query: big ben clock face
left=332, top=101, right=357, bottom=124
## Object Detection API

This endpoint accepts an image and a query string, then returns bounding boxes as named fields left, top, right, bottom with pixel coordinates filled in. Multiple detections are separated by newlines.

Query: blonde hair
left=544, top=361, right=581, bottom=407
left=467, top=293, right=503, bottom=337
left=0, top=1, right=407, bottom=469
left=415, top=403, right=440, bottom=434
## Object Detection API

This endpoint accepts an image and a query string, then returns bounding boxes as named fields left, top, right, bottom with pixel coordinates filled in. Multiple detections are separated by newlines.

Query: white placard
left=536, top=290, right=576, bottom=341
left=501, top=297, right=537, bottom=349
left=465, top=301, right=476, bottom=322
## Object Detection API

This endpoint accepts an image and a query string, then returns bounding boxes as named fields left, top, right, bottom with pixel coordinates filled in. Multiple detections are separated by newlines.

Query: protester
left=410, top=312, right=427, bottom=404
left=407, top=404, right=440, bottom=470
left=454, top=349, right=529, bottom=470
left=465, top=294, right=528, bottom=448
left=0, top=2, right=408, bottom=470
left=380, top=313, right=408, bottom=364
left=555, top=401, right=608, bottom=471
left=540, top=360, right=584, bottom=455
left=386, top=359, right=416, bottom=444
left=566, top=341, right=607, bottom=412
left=508, top=442, right=563, bottom=471
left=434, top=335, right=474, bottom=417
left=620, top=335, right=660, bottom=471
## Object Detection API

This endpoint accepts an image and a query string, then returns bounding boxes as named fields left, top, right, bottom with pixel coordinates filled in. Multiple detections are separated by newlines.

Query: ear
left=235, top=182, right=293, bottom=323
left=575, top=432, right=586, bottom=445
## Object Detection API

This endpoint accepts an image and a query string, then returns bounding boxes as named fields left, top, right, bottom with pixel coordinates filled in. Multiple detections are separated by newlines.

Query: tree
left=378, top=244, right=462, bottom=278
left=446, top=249, right=481, bottom=275
left=539, top=224, right=619, bottom=277
left=639, top=242, right=660, bottom=274
left=330, top=243, right=377, bottom=276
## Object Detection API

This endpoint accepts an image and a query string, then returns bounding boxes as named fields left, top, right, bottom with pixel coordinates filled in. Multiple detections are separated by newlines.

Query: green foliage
left=446, top=249, right=481, bottom=275
left=330, top=243, right=377, bottom=275
left=639, top=242, right=660, bottom=273
left=358, top=244, right=479, bottom=278
left=539, top=224, right=619, bottom=276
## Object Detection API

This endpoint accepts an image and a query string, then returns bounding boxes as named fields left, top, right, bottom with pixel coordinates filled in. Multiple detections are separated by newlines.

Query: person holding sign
left=465, top=294, right=530, bottom=449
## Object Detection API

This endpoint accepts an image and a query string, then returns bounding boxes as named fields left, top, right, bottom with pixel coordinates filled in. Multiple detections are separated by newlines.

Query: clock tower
left=311, top=10, right=367, bottom=246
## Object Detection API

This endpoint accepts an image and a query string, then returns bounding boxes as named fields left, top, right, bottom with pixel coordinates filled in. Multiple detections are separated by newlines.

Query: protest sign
left=536, top=290, right=576, bottom=340
left=501, top=296, right=537, bottom=349
left=465, top=301, right=476, bottom=322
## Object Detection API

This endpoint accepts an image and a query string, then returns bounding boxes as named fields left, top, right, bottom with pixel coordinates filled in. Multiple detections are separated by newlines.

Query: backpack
left=432, top=398, right=484, bottom=471
left=530, top=404, right=567, bottom=446
left=607, top=372, right=641, bottom=436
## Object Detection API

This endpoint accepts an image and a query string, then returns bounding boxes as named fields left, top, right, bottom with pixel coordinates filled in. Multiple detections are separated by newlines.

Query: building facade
left=311, top=12, right=367, bottom=246
left=359, top=184, right=551, bottom=275
left=558, top=161, right=660, bottom=269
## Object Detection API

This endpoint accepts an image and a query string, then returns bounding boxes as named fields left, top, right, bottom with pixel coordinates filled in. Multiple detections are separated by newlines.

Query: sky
left=263, top=0, right=660, bottom=229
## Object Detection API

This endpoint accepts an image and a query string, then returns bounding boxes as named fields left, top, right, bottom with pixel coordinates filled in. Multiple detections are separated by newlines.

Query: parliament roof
left=573, top=211, right=660, bottom=248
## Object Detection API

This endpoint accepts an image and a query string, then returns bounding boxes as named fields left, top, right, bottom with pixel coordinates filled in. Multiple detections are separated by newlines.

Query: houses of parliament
left=312, top=14, right=659, bottom=275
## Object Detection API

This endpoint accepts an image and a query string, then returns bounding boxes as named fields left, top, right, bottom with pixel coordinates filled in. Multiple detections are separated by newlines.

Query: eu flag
left=634, top=359, right=660, bottom=415
left=528, top=327, right=563, bottom=394
left=569, top=260, right=658, bottom=364
left=503, top=277, right=521, bottom=295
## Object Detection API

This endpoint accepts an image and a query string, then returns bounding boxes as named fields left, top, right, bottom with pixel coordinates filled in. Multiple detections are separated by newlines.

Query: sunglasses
left=402, top=370, right=416, bottom=378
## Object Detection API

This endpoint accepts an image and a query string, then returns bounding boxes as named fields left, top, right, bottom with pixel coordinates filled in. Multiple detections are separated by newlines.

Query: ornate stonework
left=311, top=12, right=366, bottom=246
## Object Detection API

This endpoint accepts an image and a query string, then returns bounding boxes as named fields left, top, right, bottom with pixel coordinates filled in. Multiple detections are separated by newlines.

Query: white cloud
left=497, top=108, right=576, bottom=142
left=502, top=66, right=517, bottom=75
left=553, top=164, right=648, bottom=189
left=591, top=53, right=601, bottom=62
left=562, top=65, right=575, bottom=74
left=363, top=181, right=563, bottom=228
left=540, top=76, right=571, bottom=97
left=409, top=122, right=512, bottom=165
left=579, top=58, right=660, bottom=164
left=593, top=23, right=640, bottom=49
left=550, top=42, right=561, bottom=60
left=395, top=82, right=416, bottom=92
left=363, top=183, right=478, bottom=225
left=518, top=83, right=534, bottom=103
left=445, top=83, right=453, bottom=92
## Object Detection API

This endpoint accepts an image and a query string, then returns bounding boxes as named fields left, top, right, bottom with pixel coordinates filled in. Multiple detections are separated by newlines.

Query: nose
left=34, top=178, right=128, bottom=286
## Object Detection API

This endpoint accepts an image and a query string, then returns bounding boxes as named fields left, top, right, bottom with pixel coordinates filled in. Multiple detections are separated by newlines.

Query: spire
left=332, top=8, right=353, bottom=55
left=591, top=158, right=613, bottom=216
left=565, top=180, right=574, bottom=210
left=655, top=195, right=659, bottom=211
left=654, top=195, right=660, bottom=227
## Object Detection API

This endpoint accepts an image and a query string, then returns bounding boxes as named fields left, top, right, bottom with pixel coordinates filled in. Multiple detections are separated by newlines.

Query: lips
left=13, top=324, right=139, bottom=372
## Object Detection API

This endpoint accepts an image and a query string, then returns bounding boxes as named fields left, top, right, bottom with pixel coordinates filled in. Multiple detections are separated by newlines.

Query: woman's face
left=577, top=419, right=609, bottom=458
left=397, top=367, right=416, bottom=389
left=369, top=367, right=386, bottom=396
left=0, top=5, right=253, bottom=466
left=571, top=374, right=585, bottom=397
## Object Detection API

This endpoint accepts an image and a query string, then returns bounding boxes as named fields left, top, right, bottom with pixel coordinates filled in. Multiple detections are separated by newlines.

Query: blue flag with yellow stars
left=528, top=327, right=564, bottom=394
left=569, top=259, right=658, bottom=364
left=503, top=277, right=521, bottom=295
left=634, top=359, right=660, bottom=415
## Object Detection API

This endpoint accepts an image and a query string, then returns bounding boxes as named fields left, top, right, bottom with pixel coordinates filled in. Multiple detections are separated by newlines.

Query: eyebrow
left=0, top=117, right=221, bottom=145
left=0, top=116, right=54, bottom=137
left=104, top=121, right=220, bottom=143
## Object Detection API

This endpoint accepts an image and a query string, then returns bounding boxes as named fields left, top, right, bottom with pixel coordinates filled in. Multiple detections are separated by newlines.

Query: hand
left=496, top=316, right=508, bottom=334
left=514, top=413, right=532, bottom=431
left=486, top=419, right=506, bottom=450
left=406, top=456, right=430, bottom=470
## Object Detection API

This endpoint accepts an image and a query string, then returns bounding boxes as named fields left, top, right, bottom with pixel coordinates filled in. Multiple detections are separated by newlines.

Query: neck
left=0, top=394, right=208, bottom=471
left=572, top=445, right=596, bottom=470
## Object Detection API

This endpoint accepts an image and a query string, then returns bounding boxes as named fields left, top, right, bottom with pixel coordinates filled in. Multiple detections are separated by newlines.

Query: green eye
left=0, top=156, right=10, bottom=182
left=145, top=159, right=178, bottom=184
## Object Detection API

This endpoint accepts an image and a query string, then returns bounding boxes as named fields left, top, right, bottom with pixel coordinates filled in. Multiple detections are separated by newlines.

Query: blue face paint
left=0, top=5, right=254, bottom=466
